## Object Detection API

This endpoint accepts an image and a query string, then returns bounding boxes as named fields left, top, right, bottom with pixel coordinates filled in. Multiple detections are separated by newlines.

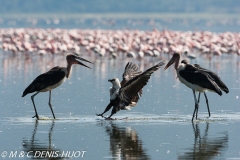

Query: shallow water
left=1, top=17, right=240, bottom=32
left=0, top=52, right=240, bottom=159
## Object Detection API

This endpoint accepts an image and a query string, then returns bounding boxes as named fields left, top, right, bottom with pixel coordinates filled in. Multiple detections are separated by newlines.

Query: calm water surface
left=0, top=52, right=240, bottom=159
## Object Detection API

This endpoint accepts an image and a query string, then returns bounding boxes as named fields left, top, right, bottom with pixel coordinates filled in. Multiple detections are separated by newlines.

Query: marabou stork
left=97, top=61, right=165, bottom=120
left=164, top=53, right=228, bottom=121
left=22, top=54, right=93, bottom=119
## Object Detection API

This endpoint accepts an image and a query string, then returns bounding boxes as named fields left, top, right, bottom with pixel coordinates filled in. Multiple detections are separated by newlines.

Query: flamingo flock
left=0, top=28, right=240, bottom=59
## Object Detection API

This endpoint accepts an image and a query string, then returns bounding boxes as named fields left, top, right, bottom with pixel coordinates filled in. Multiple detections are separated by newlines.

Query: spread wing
left=179, top=64, right=222, bottom=95
left=22, top=66, right=66, bottom=97
left=119, top=61, right=165, bottom=105
left=121, top=62, right=143, bottom=99
left=120, top=62, right=142, bottom=87
left=194, top=64, right=229, bottom=93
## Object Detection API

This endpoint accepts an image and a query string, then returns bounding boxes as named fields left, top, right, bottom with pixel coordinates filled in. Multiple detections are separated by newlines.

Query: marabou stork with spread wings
left=97, top=61, right=165, bottom=120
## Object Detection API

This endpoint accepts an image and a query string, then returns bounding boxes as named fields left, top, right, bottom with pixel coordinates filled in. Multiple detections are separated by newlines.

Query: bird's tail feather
left=212, top=81, right=222, bottom=96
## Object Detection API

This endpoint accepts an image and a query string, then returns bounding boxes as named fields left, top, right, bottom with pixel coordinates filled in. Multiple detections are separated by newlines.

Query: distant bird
left=138, top=51, right=144, bottom=58
left=97, top=61, right=165, bottom=120
left=110, top=52, right=118, bottom=59
left=184, top=52, right=197, bottom=60
left=126, top=51, right=137, bottom=58
left=22, top=54, right=93, bottom=120
left=164, top=53, right=228, bottom=121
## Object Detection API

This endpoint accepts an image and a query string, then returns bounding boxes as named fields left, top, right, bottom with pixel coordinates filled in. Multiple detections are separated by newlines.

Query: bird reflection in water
left=22, top=120, right=64, bottom=159
left=178, top=122, right=228, bottom=160
left=104, top=123, right=150, bottom=160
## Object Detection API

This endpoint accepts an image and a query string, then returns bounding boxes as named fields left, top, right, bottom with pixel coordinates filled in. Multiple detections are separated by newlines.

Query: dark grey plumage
left=119, top=62, right=165, bottom=104
left=165, top=56, right=229, bottom=121
left=97, top=61, right=165, bottom=119
left=22, top=67, right=65, bottom=97
left=121, top=62, right=143, bottom=104
left=193, top=64, right=229, bottom=93
left=121, top=62, right=142, bottom=86
left=179, top=64, right=222, bottom=96
left=181, top=59, right=228, bottom=94
left=22, top=54, right=93, bottom=119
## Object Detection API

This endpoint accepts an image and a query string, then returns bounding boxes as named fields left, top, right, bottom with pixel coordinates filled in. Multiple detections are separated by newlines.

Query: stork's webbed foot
left=96, top=113, right=102, bottom=116
left=96, top=113, right=108, bottom=119
left=32, top=114, right=39, bottom=120
left=105, top=117, right=115, bottom=120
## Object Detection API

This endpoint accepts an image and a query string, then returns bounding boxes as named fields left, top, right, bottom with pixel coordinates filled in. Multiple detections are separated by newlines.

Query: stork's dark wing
left=121, top=62, right=142, bottom=87
left=22, top=66, right=65, bottom=97
left=194, top=64, right=229, bottom=93
left=179, top=65, right=222, bottom=96
left=119, top=61, right=165, bottom=104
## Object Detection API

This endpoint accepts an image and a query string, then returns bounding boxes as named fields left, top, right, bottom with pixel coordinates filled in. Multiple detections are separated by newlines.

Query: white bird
left=184, top=52, right=197, bottom=60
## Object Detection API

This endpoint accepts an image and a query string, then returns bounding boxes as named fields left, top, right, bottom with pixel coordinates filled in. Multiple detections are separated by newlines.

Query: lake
left=0, top=51, right=239, bottom=159
left=1, top=17, right=240, bottom=32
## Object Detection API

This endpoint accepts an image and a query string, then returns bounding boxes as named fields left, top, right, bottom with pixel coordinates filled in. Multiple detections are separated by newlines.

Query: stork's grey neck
left=66, top=64, right=73, bottom=78
left=175, top=56, right=180, bottom=70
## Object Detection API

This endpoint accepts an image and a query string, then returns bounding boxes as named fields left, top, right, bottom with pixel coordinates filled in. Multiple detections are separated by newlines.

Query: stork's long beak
left=164, top=57, right=175, bottom=70
left=164, top=53, right=180, bottom=70
left=108, top=79, right=114, bottom=82
left=76, top=56, right=93, bottom=64
left=75, top=56, right=93, bottom=69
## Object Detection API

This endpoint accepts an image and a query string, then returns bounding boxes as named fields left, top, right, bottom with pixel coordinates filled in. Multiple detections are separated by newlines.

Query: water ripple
left=3, top=112, right=240, bottom=124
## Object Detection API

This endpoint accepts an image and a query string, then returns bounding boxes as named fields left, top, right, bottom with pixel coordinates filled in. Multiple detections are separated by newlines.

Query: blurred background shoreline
left=1, top=13, right=240, bottom=19
left=0, top=0, right=240, bottom=15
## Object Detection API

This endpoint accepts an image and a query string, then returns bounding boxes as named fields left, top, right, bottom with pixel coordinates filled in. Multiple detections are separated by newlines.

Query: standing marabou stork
left=97, top=61, right=165, bottom=120
left=181, top=59, right=229, bottom=120
left=22, top=54, right=93, bottom=120
left=164, top=53, right=228, bottom=121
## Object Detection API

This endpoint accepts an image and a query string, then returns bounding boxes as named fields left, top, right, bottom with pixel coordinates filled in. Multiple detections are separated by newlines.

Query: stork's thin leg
left=96, top=102, right=113, bottom=117
left=48, top=90, right=56, bottom=119
left=105, top=107, right=118, bottom=120
left=105, top=113, right=115, bottom=120
left=204, top=92, right=211, bottom=117
left=198, top=92, right=201, bottom=103
left=31, top=92, right=40, bottom=120
left=195, top=92, right=201, bottom=119
left=192, top=93, right=197, bottom=120
left=192, top=90, right=199, bottom=121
